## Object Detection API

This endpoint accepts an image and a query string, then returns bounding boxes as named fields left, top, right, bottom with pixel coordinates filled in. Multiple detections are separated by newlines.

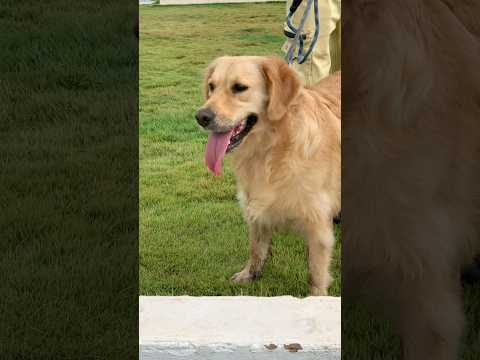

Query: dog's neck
left=230, top=111, right=291, bottom=177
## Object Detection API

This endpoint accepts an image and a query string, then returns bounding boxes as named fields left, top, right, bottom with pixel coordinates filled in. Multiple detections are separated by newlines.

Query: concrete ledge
left=140, top=296, right=340, bottom=359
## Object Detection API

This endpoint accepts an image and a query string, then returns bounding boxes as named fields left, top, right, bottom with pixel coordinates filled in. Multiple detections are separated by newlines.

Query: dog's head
left=196, top=55, right=301, bottom=175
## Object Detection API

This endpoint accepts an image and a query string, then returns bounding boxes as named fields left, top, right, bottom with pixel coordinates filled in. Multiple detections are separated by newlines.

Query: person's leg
left=329, top=3, right=341, bottom=74
left=283, top=0, right=341, bottom=85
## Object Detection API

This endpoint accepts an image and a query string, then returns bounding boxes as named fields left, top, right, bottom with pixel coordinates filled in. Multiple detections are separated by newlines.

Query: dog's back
left=309, top=71, right=341, bottom=120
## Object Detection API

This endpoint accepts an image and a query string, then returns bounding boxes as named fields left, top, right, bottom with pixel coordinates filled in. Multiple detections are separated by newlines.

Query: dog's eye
left=232, top=83, right=248, bottom=93
left=208, top=83, right=215, bottom=92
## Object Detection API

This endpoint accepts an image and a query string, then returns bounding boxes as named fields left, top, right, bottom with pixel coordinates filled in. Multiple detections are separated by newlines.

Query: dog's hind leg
left=305, top=221, right=335, bottom=296
left=230, top=222, right=272, bottom=284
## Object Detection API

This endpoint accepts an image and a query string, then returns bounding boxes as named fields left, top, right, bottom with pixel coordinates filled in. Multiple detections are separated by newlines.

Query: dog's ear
left=203, top=59, right=218, bottom=100
left=261, top=56, right=301, bottom=121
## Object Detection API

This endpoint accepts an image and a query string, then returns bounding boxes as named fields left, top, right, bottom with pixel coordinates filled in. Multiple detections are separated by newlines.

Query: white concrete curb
left=140, top=296, right=340, bottom=359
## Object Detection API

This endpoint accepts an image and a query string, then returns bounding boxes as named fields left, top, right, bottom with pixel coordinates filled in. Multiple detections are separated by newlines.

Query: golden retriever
left=195, top=56, right=341, bottom=296
left=342, top=0, right=480, bottom=358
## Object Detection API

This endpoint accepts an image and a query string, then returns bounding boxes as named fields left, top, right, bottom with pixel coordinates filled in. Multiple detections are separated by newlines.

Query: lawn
left=139, top=4, right=480, bottom=359
left=1, top=1, right=138, bottom=359
left=139, top=3, right=341, bottom=297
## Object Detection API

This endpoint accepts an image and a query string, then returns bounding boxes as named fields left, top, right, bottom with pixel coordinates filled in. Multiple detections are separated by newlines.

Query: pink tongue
left=205, top=129, right=234, bottom=176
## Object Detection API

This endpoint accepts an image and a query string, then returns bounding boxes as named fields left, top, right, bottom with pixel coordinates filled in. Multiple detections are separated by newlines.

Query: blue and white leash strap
left=285, top=0, right=320, bottom=65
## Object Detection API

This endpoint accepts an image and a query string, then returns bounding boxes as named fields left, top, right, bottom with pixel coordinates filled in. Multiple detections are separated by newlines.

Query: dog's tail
left=333, top=212, right=341, bottom=225
left=461, top=255, right=480, bottom=284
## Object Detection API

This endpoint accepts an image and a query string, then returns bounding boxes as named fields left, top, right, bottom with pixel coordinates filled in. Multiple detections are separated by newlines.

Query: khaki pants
left=282, top=0, right=341, bottom=85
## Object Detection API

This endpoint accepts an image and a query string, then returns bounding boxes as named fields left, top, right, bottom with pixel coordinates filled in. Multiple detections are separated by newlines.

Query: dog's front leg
left=230, top=222, right=272, bottom=283
left=305, top=221, right=334, bottom=296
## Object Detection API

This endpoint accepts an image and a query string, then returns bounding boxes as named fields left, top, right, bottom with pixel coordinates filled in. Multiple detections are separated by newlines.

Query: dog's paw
left=230, top=269, right=254, bottom=284
left=310, top=286, right=328, bottom=296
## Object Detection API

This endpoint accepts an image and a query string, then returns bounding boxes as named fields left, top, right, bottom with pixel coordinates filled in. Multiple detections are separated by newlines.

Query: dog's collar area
left=226, top=114, right=258, bottom=153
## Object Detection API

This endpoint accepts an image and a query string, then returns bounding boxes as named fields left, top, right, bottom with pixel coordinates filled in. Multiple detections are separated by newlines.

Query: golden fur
left=343, top=0, right=480, bottom=358
left=199, top=56, right=341, bottom=295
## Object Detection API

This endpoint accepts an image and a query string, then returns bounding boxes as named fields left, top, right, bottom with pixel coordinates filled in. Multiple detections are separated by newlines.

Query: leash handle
left=289, top=0, right=304, bottom=14
left=285, top=0, right=320, bottom=65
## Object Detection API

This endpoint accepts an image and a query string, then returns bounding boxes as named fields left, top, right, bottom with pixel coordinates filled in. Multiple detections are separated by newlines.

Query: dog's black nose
left=196, top=108, right=214, bottom=128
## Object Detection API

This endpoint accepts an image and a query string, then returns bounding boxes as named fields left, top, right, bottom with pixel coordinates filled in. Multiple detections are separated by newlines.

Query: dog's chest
left=236, top=175, right=324, bottom=227
left=231, top=139, right=335, bottom=226
left=237, top=186, right=286, bottom=226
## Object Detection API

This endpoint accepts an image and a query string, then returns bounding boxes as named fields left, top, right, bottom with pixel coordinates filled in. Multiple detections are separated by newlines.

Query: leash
left=284, top=0, right=320, bottom=65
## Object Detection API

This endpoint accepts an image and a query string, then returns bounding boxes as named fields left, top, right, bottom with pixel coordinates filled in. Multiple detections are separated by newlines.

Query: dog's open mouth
left=204, top=114, right=257, bottom=176
left=226, top=114, right=257, bottom=153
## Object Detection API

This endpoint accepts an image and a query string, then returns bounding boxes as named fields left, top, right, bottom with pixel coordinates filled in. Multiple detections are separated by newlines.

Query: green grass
left=139, top=4, right=480, bottom=360
left=1, top=1, right=138, bottom=359
left=342, top=283, right=480, bottom=359
left=139, top=3, right=341, bottom=297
